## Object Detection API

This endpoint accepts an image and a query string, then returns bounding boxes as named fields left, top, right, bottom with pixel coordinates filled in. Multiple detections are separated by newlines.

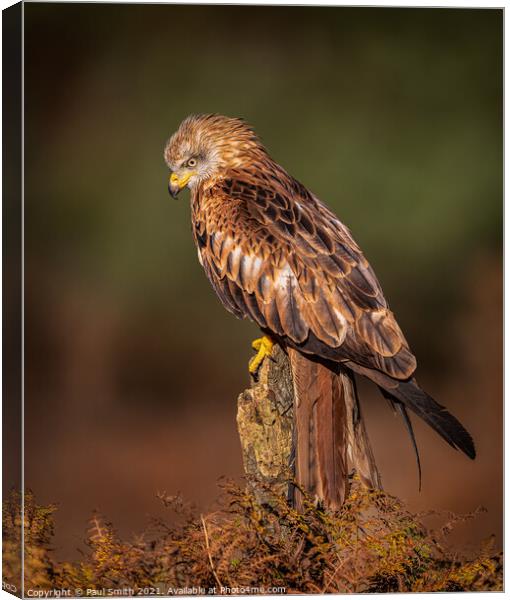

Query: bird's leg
left=249, top=335, right=275, bottom=375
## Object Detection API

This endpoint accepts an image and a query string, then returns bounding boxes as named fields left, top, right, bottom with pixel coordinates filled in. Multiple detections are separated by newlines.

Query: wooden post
left=236, top=345, right=294, bottom=503
left=237, top=344, right=381, bottom=508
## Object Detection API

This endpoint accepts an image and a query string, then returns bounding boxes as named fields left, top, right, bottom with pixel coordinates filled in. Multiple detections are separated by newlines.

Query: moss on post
left=236, top=345, right=294, bottom=501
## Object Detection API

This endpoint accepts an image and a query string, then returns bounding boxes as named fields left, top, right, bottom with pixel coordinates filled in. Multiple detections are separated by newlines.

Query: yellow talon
left=249, top=335, right=274, bottom=374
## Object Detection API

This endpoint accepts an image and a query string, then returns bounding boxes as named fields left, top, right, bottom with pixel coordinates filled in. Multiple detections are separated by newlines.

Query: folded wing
left=195, top=173, right=417, bottom=381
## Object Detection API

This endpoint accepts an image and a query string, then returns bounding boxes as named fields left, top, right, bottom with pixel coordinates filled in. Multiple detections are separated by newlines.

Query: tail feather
left=343, top=371, right=382, bottom=490
left=391, top=379, right=476, bottom=460
left=288, top=350, right=381, bottom=510
left=346, top=360, right=476, bottom=460
left=396, top=402, right=423, bottom=490
left=379, top=387, right=422, bottom=489
left=289, top=348, right=348, bottom=509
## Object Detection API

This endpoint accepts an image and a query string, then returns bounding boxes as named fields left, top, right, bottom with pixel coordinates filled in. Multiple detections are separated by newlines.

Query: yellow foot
left=248, top=335, right=274, bottom=375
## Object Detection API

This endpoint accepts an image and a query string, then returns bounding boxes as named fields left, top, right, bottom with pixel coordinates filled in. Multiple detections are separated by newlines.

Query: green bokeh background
left=24, top=5, right=501, bottom=368
left=22, top=4, right=502, bottom=558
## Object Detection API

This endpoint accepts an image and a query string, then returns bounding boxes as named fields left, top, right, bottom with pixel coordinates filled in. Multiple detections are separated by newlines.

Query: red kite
left=164, top=114, right=475, bottom=508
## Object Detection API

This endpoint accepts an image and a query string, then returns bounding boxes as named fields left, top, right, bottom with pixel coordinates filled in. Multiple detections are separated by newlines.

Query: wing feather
left=192, top=173, right=416, bottom=380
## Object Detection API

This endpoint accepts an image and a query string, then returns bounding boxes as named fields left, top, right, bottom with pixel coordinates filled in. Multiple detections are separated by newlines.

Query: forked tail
left=288, top=349, right=381, bottom=510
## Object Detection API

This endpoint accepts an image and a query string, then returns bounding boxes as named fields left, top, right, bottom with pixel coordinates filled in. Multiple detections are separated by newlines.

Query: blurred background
left=21, top=5, right=501, bottom=560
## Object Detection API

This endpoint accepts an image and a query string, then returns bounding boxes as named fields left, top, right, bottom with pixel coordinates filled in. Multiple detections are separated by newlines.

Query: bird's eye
left=186, top=158, right=197, bottom=168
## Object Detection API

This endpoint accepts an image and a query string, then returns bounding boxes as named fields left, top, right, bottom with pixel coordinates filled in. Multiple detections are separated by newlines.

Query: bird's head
left=164, top=114, right=264, bottom=198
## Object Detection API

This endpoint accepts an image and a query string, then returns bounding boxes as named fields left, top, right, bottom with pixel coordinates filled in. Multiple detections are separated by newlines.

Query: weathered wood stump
left=236, top=344, right=381, bottom=508
left=236, top=345, right=294, bottom=503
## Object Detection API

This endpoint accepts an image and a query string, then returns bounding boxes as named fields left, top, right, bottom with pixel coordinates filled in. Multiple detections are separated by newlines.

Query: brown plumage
left=164, top=114, right=475, bottom=508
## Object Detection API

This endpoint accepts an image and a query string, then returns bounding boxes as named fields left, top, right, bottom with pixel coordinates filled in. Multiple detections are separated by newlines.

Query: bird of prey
left=164, top=114, right=475, bottom=508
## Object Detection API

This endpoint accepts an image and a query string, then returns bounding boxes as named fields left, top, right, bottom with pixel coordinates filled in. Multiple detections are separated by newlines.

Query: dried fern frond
left=3, top=482, right=502, bottom=594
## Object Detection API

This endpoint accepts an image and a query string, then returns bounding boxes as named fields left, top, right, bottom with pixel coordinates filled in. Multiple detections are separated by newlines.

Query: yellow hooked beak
left=168, top=171, right=194, bottom=198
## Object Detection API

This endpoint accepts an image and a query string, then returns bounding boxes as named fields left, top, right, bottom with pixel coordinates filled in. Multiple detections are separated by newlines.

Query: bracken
left=3, top=480, right=502, bottom=595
